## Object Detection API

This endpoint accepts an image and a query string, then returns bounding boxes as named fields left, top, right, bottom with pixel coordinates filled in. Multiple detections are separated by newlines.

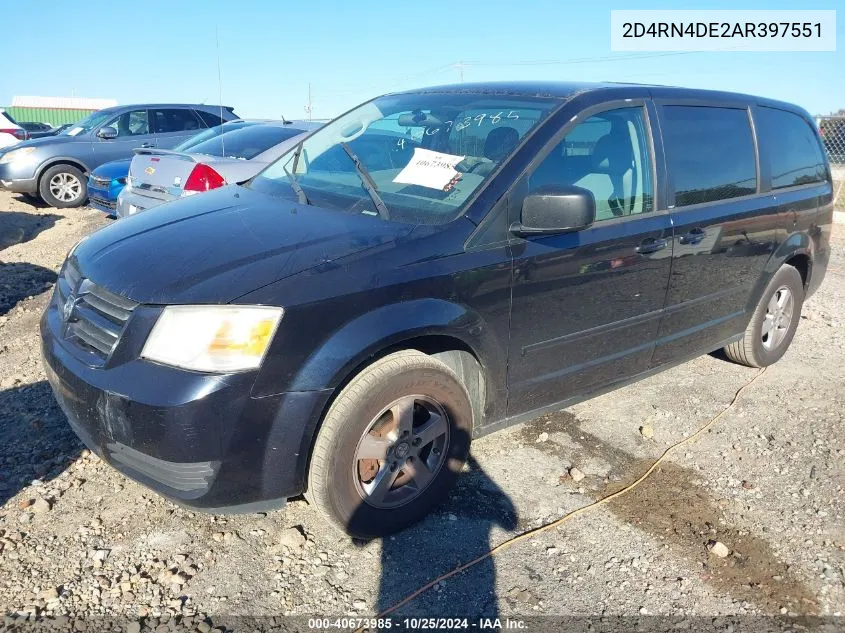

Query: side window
left=756, top=107, right=827, bottom=189
left=151, top=109, right=203, bottom=134
left=195, top=109, right=226, bottom=128
left=662, top=105, right=756, bottom=207
left=529, top=106, right=654, bottom=222
left=110, top=110, right=149, bottom=137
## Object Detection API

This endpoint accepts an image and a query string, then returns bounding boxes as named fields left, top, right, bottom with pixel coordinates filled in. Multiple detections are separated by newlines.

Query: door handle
left=635, top=238, right=668, bottom=255
left=679, top=227, right=706, bottom=245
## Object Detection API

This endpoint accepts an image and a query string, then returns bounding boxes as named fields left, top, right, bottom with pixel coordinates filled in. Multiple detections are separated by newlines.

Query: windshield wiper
left=340, top=142, right=390, bottom=220
left=283, top=142, right=309, bottom=205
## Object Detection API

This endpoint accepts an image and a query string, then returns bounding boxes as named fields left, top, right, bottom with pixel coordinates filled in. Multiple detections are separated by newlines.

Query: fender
left=287, top=298, right=506, bottom=415
left=256, top=299, right=506, bottom=498
left=746, top=230, right=813, bottom=312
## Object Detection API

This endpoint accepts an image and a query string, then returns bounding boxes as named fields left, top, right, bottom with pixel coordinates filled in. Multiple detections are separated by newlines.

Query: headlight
left=141, top=305, right=283, bottom=372
left=0, top=147, right=36, bottom=165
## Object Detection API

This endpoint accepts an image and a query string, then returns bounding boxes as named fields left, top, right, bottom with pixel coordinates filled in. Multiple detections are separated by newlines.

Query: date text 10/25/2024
left=307, top=617, right=528, bottom=630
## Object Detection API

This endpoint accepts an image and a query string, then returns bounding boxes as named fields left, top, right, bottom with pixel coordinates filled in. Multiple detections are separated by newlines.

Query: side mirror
left=512, top=185, right=596, bottom=236
left=96, top=126, right=117, bottom=140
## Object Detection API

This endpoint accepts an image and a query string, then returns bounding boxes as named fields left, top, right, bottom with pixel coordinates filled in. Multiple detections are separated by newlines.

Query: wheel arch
left=748, top=232, right=814, bottom=312
left=334, top=337, right=487, bottom=430
left=36, top=158, right=91, bottom=187
left=284, top=298, right=502, bottom=412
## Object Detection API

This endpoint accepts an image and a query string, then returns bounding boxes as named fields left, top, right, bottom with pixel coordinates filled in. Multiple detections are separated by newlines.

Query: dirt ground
left=1, top=189, right=844, bottom=632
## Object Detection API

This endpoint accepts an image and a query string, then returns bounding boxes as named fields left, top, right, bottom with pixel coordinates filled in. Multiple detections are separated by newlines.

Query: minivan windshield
left=62, top=110, right=115, bottom=137
left=248, top=93, right=558, bottom=224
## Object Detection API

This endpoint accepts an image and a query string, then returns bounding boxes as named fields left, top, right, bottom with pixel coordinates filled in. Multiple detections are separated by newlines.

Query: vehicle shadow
left=0, top=380, right=83, bottom=508
left=11, top=194, right=50, bottom=209
left=350, top=446, right=518, bottom=623
left=518, top=410, right=818, bottom=615
left=0, top=261, right=58, bottom=316
left=0, top=210, right=61, bottom=250
left=708, top=348, right=733, bottom=363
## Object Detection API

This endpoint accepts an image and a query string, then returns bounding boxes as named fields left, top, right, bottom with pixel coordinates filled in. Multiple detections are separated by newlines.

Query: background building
left=4, top=95, right=117, bottom=126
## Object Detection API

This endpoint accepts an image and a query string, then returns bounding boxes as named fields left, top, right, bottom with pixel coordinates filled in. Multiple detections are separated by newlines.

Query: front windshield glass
left=248, top=93, right=559, bottom=224
left=62, top=110, right=114, bottom=137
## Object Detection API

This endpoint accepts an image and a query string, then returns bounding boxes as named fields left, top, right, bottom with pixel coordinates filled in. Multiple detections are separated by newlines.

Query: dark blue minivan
left=41, top=82, right=833, bottom=537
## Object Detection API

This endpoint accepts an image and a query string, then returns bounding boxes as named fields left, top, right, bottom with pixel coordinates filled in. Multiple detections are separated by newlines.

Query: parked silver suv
left=0, top=104, right=239, bottom=208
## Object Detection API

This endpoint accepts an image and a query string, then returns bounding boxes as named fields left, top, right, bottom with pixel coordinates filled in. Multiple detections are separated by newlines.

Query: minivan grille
left=55, top=261, right=138, bottom=363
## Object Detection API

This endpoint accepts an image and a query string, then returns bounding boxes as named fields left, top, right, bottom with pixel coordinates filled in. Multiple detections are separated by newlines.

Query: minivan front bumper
left=40, top=298, right=332, bottom=512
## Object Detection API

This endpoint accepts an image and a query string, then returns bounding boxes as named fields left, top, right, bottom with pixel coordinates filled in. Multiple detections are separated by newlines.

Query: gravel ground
left=1, top=190, right=844, bottom=632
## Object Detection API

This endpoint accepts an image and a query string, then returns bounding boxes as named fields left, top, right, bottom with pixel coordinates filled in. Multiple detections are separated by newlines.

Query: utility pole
left=304, top=83, right=313, bottom=121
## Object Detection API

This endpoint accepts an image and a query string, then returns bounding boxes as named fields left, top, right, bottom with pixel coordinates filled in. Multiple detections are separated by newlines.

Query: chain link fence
left=818, top=116, right=845, bottom=166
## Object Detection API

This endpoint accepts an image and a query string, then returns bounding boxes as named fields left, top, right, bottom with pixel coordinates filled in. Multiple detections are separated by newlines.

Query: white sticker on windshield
left=393, top=148, right=465, bottom=191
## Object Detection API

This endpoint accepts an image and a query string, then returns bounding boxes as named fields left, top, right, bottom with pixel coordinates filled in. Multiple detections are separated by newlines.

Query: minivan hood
left=72, top=186, right=414, bottom=304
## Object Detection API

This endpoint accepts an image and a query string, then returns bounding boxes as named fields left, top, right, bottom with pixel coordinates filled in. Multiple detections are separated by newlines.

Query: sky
left=3, top=0, right=842, bottom=120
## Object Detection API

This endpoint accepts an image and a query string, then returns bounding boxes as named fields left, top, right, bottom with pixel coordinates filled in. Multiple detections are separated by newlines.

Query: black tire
left=38, top=164, right=87, bottom=208
left=724, top=264, right=804, bottom=367
left=306, top=350, right=473, bottom=538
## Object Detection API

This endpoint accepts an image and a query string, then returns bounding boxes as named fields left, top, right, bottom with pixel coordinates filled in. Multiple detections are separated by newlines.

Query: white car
left=0, top=110, right=27, bottom=149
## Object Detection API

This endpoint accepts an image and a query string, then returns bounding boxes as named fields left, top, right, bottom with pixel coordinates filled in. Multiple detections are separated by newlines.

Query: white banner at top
left=611, top=10, right=836, bottom=52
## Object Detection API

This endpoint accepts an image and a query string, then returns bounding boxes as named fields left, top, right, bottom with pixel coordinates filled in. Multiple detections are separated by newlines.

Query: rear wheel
left=39, top=164, right=87, bottom=208
left=306, top=350, right=473, bottom=538
left=724, top=264, right=804, bottom=367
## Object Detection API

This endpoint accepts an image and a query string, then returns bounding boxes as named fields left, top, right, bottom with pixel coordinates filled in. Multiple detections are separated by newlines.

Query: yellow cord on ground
left=364, top=367, right=768, bottom=624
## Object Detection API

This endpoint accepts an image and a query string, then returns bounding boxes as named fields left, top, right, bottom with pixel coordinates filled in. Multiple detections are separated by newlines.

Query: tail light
left=0, top=128, right=28, bottom=141
left=183, top=163, right=225, bottom=193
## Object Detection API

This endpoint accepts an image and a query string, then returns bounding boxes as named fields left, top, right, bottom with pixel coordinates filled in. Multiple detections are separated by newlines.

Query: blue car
left=87, top=159, right=130, bottom=215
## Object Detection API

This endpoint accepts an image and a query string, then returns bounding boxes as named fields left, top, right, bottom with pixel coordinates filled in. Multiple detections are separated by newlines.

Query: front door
left=507, top=102, right=673, bottom=415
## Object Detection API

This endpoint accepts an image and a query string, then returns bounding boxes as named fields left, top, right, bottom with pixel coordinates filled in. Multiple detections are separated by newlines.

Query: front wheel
left=724, top=263, right=804, bottom=367
left=306, top=350, right=473, bottom=538
left=38, top=164, right=87, bottom=208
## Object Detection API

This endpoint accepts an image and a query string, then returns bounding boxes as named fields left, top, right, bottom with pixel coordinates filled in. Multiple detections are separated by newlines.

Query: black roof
left=397, top=81, right=607, bottom=99
left=394, top=81, right=808, bottom=116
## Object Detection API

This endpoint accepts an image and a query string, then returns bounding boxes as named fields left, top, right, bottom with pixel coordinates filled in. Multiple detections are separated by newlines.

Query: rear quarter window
left=195, top=110, right=228, bottom=128
left=152, top=109, right=203, bottom=134
left=662, top=105, right=757, bottom=207
left=756, top=107, right=828, bottom=189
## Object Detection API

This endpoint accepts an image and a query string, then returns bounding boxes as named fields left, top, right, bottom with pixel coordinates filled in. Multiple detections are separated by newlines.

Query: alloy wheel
left=49, top=172, right=82, bottom=202
left=353, top=394, right=450, bottom=509
left=761, top=285, right=794, bottom=351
